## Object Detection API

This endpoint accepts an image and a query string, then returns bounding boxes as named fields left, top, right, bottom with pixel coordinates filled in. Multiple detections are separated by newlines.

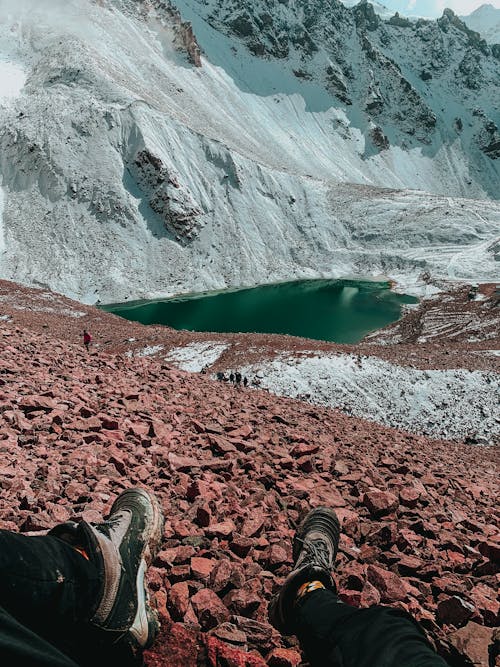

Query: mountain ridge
left=461, top=3, right=500, bottom=44
left=0, top=0, right=498, bottom=303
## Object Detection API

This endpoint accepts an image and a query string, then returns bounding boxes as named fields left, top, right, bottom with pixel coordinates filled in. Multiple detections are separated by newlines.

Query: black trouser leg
left=0, top=604, right=79, bottom=667
left=295, top=588, right=448, bottom=667
left=0, top=529, right=100, bottom=666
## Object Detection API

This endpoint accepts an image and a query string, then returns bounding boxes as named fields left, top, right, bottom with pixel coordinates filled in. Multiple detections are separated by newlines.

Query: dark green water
left=102, top=279, right=417, bottom=344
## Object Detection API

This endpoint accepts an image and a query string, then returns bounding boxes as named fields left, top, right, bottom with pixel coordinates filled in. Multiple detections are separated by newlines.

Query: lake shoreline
left=101, top=278, right=417, bottom=345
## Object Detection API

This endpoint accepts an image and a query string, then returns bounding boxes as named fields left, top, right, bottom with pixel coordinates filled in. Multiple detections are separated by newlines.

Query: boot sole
left=110, top=488, right=164, bottom=649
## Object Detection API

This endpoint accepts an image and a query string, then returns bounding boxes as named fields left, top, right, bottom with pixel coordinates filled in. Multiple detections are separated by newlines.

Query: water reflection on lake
left=102, top=279, right=417, bottom=344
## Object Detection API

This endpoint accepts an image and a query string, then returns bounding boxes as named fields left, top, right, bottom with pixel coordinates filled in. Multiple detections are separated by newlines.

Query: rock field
left=0, top=279, right=498, bottom=665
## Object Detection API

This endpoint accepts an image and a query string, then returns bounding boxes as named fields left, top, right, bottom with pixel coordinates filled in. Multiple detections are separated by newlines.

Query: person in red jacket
left=83, top=330, right=91, bottom=353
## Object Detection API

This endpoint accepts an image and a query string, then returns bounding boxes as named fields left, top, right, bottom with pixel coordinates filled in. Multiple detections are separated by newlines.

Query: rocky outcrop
left=478, top=121, right=500, bottom=159
left=129, top=149, right=205, bottom=242
left=370, top=125, right=389, bottom=150
left=190, top=0, right=499, bottom=161
left=138, top=0, right=202, bottom=66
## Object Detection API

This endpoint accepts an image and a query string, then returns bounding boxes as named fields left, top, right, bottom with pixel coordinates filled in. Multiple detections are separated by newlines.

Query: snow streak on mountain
left=0, top=0, right=498, bottom=303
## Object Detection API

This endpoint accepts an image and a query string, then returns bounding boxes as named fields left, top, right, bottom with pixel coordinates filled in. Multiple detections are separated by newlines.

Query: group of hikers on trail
left=216, top=370, right=249, bottom=387
left=0, top=490, right=449, bottom=666
left=82, top=333, right=252, bottom=393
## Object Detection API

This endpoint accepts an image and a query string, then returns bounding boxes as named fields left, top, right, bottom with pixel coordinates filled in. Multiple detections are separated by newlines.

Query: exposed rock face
left=478, top=121, right=500, bottom=159
left=134, top=0, right=202, bottom=66
left=192, top=0, right=499, bottom=159
left=130, top=149, right=205, bottom=242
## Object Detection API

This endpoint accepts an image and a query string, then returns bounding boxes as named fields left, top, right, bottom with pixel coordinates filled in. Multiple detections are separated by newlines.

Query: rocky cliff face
left=187, top=0, right=499, bottom=163
left=0, top=0, right=498, bottom=303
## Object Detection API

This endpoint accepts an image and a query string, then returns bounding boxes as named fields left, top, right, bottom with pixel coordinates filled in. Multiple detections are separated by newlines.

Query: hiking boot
left=52, top=488, right=164, bottom=649
left=269, top=507, right=340, bottom=634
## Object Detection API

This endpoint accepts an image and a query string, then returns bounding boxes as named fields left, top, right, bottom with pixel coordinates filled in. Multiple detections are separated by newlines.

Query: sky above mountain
left=377, top=0, right=499, bottom=17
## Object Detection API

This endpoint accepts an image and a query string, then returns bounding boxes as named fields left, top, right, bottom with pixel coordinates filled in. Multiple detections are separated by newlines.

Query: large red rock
left=241, top=514, right=266, bottom=538
left=145, top=623, right=199, bottom=667
left=399, top=487, right=420, bottom=509
left=205, top=520, right=236, bottom=539
left=191, top=556, right=215, bottom=580
left=191, top=588, right=230, bottom=630
left=223, top=585, right=261, bottom=617
left=366, top=565, right=407, bottom=602
left=18, top=395, right=57, bottom=412
left=210, top=559, right=246, bottom=593
left=363, top=490, right=399, bottom=516
left=232, top=617, right=275, bottom=652
left=266, top=648, right=302, bottom=666
left=168, top=582, right=190, bottom=620
left=290, top=442, right=319, bottom=458
left=206, top=636, right=266, bottom=667
left=447, top=622, right=495, bottom=667
left=230, top=534, right=254, bottom=558
left=156, top=546, right=195, bottom=566
left=210, top=622, right=247, bottom=646
left=469, top=584, right=499, bottom=626
left=360, top=580, right=381, bottom=607
left=437, top=596, right=475, bottom=627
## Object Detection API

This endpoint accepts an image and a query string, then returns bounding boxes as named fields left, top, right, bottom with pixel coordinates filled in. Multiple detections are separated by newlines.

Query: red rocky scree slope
left=0, top=322, right=498, bottom=666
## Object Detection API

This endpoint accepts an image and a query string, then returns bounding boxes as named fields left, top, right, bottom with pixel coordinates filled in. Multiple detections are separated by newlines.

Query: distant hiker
left=229, top=372, right=235, bottom=383
left=216, top=371, right=226, bottom=382
left=235, top=371, right=242, bottom=386
left=83, top=329, right=92, bottom=352
left=243, top=376, right=248, bottom=387
left=467, top=285, right=478, bottom=301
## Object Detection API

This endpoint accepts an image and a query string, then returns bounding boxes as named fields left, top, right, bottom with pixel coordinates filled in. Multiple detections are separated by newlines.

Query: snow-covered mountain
left=461, top=4, right=500, bottom=44
left=0, top=0, right=498, bottom=303
left=340, top=0, right=396, bottom=20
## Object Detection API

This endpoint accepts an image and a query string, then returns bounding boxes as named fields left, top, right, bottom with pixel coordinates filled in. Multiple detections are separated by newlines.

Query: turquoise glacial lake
left=102, top=279, right=417, bottom=344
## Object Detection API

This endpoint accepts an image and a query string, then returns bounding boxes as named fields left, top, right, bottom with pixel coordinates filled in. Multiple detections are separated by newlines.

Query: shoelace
left=295, top=537, right=332, bottom=570
left=94, top=513, right=125, bottom=538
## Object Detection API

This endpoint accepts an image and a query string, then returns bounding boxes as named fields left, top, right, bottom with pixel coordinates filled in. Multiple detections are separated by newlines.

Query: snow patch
left=0, top=295, right=85, bottom=318
left=0, top=186, right=5, bottom=254
left=165, top=342, right=229, bottom=372
left=241, top=353, right=499, bottom=443
left=0, top=58, right=26, bottom=104
left=135, top=344, right=164, bottom=357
